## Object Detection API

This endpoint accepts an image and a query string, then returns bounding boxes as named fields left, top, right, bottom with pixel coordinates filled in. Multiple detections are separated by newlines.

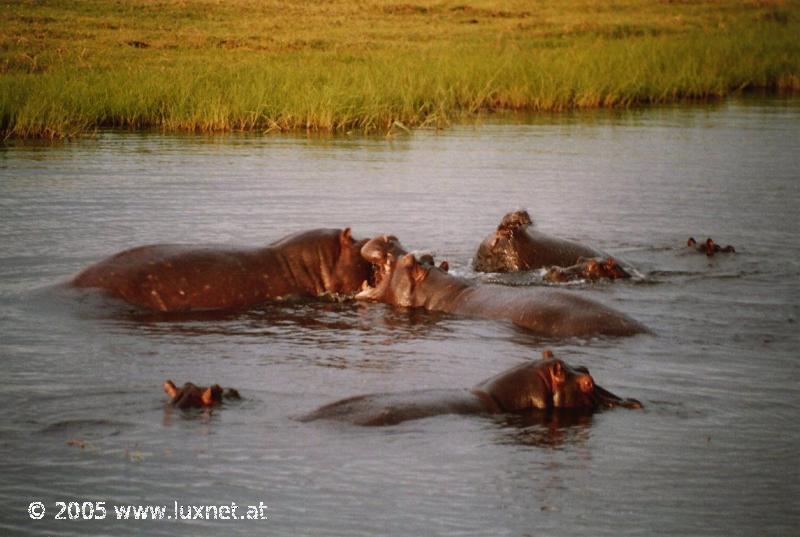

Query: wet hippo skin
left=358, top=236, right=648, bottom=338
left=300, top=351, right=642, bottom=426
left=473, top=210, right=602, bottom=272
left=72, top=228, right=372, bottom=312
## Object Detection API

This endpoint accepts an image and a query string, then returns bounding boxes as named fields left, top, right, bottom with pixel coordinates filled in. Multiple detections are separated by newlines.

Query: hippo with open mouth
left=357, top=235, right=648, bottom=338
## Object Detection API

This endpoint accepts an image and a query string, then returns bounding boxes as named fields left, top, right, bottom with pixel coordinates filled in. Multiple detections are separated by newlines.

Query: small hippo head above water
left=544, top=257, right=631, bottom=283
left=687, top=237, right=735, bottom=256
left=164, top=380, right=241, bottom=409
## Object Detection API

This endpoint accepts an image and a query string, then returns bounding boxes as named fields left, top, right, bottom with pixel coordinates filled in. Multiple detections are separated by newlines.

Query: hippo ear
left=164, top=380, right=179, bottom=399
left=605, top=257, right=616, bottom=268
left=541, top=349, right=554, bottom=359
left=339, top=228, right=353, bottom=244
left=551, top=360, right=566, bottom=383
left=400, top=253, right=417, bottom=268
left=412, top=263, right=428, bottom=283
left=438, top=260, right=449, bottom=272
left=201, top=387, right=216, bottom=407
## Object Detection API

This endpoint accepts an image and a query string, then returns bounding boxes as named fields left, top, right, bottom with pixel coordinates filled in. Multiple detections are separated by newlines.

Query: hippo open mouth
left=356, top=234, right=407, bottom=300
left=356, top=254, right=393, bottom=300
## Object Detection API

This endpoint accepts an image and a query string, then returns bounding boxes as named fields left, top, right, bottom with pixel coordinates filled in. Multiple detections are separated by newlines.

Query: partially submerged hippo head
left=164, top=380, right=241, bottom=409
left=544, top=257, right=631, bottom=283
left=358, top=235, right=449, bottom=305
left=687, top=237, right=735, bottom=256
left=357, top=249, right=443, bottom=307
left=360, top=234, right=407, bottom=287
left=473, top=350, right=642, bottom=412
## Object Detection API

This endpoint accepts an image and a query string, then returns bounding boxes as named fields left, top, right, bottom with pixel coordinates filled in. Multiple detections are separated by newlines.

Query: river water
left=1, top=98, right=798, bottom=536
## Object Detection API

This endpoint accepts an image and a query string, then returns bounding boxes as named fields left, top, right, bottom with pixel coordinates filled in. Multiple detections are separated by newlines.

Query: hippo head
left=164, top=380, right=240, bottom=409
left=473, top=352, right=642, bottom=413
left=545, top=257, right=631, bottom=283
left=492, top=210, right=534, bottom=251
left=601, top=257, right=631, bottom=279
left=358, top=234, right=450, bottom=306
left=358, top=235, right=407, bottom=297
left=498, top=209, right=534, bottom=232
left=357, top=250, right=440, bottom=307
left=586, top=257, right=630, bottom=280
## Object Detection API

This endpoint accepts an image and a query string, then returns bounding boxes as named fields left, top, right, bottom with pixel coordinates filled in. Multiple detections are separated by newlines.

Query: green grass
left=2, top=0, right=799, bottom=139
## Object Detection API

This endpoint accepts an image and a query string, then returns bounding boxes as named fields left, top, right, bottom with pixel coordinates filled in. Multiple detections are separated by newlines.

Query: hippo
left=473, top=210, right=603, bottom=272
left=300, top=351, right=642, bottom=426
left=71, top=228, right=373, bottom=312
left=164, top=380, right=241, bottom=409
left=543, top=257, right=631, bottom=283
left=358, top=236, right=648, bottom=338
left=687, top=237, right=735, bottom=256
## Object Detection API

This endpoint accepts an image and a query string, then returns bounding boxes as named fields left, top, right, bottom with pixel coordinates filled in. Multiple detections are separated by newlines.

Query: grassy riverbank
left=2, top=0, right=799, bottom=138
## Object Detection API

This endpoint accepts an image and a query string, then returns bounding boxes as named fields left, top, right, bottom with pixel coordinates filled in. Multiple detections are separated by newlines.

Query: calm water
left=1, top=99, right=799, bottom=536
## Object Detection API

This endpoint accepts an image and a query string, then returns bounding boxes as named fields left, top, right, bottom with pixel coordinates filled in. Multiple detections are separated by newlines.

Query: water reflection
left=494, top=410, right=595, bottom=449
left=95, top=294, right=457, bottom=343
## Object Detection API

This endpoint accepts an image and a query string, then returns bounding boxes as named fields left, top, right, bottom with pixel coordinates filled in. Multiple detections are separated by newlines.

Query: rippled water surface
left=1, top=99, right=799, bottom=536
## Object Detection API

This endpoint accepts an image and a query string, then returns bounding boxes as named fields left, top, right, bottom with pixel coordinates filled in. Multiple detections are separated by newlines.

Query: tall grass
left=1, top=0, right=798, bottom=139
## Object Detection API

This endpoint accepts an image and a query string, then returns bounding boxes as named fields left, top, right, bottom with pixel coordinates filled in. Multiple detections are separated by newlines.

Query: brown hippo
left=72, top=228, right=373, bottom=312
left=164, top=380, right=241, bottom=409
left=687, top=237, right=735, bottom=256
left=358, top=236, right=648, bottom=338
left=473, top=210, right=603, bottom=272
left=543, top=257, right=631, bottom=283
left=300, top=351, right=642, bottom=426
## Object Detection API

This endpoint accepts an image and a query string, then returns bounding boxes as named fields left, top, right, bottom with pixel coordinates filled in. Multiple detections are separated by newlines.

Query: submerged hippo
left=164, top=380, right=241, bottom=409
left=473, top=210, right=602, bottom=272
left=72, top=228, right=373, bottom=312
left=358, top=236, right=647, bottom=338
left=544, top=257, right=631, bottom=283
left=687, top=237, right=735, bottom=256
left=300, top=351, right=642, bottom=426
